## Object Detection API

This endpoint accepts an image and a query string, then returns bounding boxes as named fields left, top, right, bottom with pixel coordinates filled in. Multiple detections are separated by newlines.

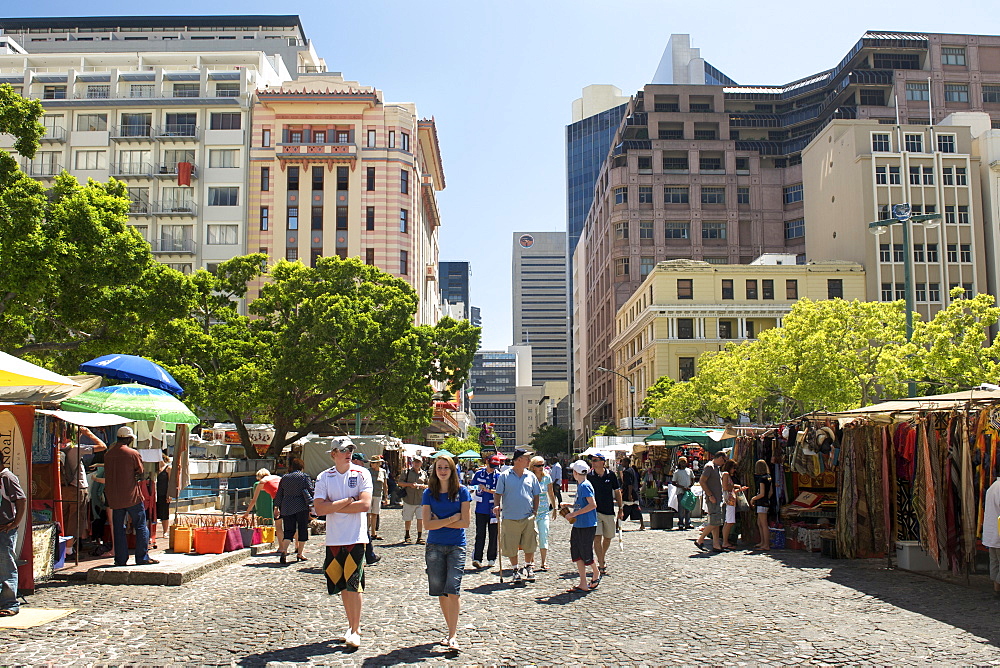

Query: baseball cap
left=512, top=448, right=529, bottom=461
left=411, top=454, right=423, bottom=461
left=351, top=452, right=368, bottom=463
left=117, top=426, right=135, bottom=439
left=488, top=455, right=502, bottom=466
left=589, top=452, right=607, bottom=461
left=571, top=460, right=591, bottom=475
left=325, top=436, right=355, bottom=453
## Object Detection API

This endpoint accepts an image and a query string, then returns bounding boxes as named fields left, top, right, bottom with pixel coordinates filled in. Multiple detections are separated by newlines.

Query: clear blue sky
left=12, top=0, right=997, bottom=348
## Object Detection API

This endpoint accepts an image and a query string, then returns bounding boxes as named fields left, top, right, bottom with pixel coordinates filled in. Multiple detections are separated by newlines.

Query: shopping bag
left=680, top=490, right=697, bottom=512
left=238, top=527, right=255, bottom=547
left=224, top=526, right=244, bottom=552
left=667, top=486, right=679, bottom=511
left=736, top=491, right=750, bottom=512
left=260, top=526, right=275, bottom=544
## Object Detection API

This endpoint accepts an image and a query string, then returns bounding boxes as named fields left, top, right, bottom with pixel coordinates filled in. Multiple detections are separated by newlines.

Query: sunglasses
left=531, top=464, right=543, bottom=468
left=331, top=445, right=355, bottom=453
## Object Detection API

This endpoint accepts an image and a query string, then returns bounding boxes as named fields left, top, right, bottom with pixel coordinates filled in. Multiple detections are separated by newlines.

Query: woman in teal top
left=529, top=456, right=557, bottom=571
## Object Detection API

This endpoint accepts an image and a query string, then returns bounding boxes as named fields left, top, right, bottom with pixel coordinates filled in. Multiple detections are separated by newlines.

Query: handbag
left=680, top=489, right=697, bottom=512
left=736, top=490, right=750, bottom=512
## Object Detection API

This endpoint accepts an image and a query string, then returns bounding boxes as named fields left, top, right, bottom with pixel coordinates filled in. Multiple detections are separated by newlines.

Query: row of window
left=669, top=278, right=843, bottom=301
left=132, top=223, right=238, bottom=246
left=880, top=282, right=972, bottom=302
left=871, top=132, right=958, bottom=154
left=35, top=82, right=241, bottom=100
left=876, top=204, right=969, bottom=223
left=614, top=185, right=754, bottom=206
left=261, top=204, right=409, bottom=234
left=875, top=165, right=967, bottom=185
left=280, top=247, right=411, bottom=275
left=879, top=243, right=973, bottom=263
left=669, top=319, right=756, bottom=341
left=38, top=148, right=238, bottom=170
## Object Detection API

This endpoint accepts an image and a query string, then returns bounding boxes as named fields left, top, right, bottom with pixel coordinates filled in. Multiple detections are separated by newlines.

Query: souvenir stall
left=829, top=389, right=1000, bottom=574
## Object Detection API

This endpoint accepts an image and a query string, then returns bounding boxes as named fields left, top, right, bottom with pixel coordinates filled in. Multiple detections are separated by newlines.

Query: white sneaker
left=336, top=628, right=351, bottom=642
left=524, top=563, right=535, bottom=582
left=345, top=630, right=361, bottom=648
left=511, top=567, right=523, bottom=584
left=486, top=559, right=496, bottom=567
left=447, top=636, right=460, bottom=651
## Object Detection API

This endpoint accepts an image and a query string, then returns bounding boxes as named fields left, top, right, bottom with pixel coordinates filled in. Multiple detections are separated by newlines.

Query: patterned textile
left=324, top=543, right=366, bottom=595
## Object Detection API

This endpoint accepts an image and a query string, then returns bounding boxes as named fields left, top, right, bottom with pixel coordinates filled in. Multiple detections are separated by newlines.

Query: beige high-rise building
left=802, top=118, right=986, bottom=319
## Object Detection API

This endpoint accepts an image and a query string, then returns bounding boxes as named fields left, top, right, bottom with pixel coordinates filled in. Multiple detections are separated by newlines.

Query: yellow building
left=608, top=257, right=865, bottom=425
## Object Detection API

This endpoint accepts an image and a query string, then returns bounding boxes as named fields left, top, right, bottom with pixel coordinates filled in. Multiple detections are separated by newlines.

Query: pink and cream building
left=248, top=73, right=445, bottom=324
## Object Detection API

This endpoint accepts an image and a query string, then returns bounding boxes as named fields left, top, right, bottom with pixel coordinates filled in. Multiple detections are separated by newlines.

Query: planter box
left=896, top=540, right=944, bottom=571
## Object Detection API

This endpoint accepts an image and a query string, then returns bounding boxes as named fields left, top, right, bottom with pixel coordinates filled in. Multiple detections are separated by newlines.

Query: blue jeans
left=0, top=527, right=18, bottom=612
left=112, top=502, right=150, bottom=566
left=425, top=543, right=465, bottom=597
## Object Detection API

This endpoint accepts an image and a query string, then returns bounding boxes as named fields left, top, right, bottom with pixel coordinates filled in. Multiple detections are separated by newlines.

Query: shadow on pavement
left=242, top=561, right=293, bottom=569
left=535, top=588, right=591, bottom=604
left=361, top=641, right=450, bottom=666
left=464, top=580, right=513, bottom=595
left=239, top=639, right=357, bottom=666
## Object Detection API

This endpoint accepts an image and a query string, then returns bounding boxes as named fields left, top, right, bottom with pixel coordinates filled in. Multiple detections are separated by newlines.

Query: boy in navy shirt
left=470, top=455, right=501, bottom=568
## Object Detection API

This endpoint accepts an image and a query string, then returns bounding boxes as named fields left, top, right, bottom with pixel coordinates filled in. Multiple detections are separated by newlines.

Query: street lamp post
left=597, top=366, right=636, bottom=438
left=868, top=203, right=941, bottom=398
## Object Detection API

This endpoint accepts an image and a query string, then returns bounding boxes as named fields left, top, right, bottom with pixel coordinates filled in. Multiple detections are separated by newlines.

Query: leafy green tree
left=437, top=426, right=484, bottom=457
left=0, top=84, right=194, bottom=367
left=529, top=424, right=569, bottom=456
left=639, top=375, right=675, bottom=416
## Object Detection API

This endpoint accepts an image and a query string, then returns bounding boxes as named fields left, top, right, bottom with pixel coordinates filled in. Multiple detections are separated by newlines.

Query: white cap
left=117, top=426, right=135, bottom=438
left=570, top=460, right=590, bottom=475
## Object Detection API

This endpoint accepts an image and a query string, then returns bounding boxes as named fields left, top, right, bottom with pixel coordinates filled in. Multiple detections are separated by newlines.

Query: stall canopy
left=36, top=409, right=135, bottom=428
left=832, top=388, right=1000, bottom=422
left=643, top=427, right=733, bottom=453
left=0, top=374, right=102, bottom=404
left=0, top=351, right=80, bottom=392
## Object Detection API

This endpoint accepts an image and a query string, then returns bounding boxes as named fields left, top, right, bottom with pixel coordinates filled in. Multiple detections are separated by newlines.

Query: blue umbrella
left=79, top=354, right=184, bottom=395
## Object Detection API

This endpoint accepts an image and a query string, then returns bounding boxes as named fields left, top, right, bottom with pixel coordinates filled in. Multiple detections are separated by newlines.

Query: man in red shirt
left=104, top=426, right=158, bottom=566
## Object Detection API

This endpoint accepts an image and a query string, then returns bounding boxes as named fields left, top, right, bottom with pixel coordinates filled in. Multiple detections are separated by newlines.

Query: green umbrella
left=457, top=449, right=482, bottom=460
left=61, top=383, right=199, bottom=425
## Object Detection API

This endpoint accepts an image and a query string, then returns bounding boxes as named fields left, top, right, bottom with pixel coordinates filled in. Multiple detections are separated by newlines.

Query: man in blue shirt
left=494, top=448, right=541, bottom=584
left=470, top=455, right=501, bottom=569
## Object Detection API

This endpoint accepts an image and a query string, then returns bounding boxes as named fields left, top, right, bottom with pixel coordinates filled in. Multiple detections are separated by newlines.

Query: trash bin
left=649, top=510, right=675, bottom=530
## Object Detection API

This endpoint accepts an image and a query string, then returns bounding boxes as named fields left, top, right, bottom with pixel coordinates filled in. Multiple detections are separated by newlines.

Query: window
left=961, top=244, right=972, bottom=263
left=677, top=319, right=694, bottom=339
left=287, top=207, right=298, bottom=230
left=388, top=131, right=395, bottom=148
left=985, top=86, right=1000, bottom=104
left=74, top=150, right=105, bottom=170
left=922, top=166, right=934, bottom=185
left=208, top=187, right=238, bottom=206
left=677, top=279, right=693, bottom=300
left=120, top=113, right=151, bottom=137
left=786, top=280, right=798, bottom=300
left=208, top=149, right=238, bottom=168
left=366, top=206, right=375, bottom=231
left=762, top=280, right=774, bottom=300
left=287, top=166, right=299, bottom=191
left=286, top=247, right=298, bottom=262
left=881, top=283, right=893, bottom=301
left=335, top=206, right=348, bottom=231
left=289, top=131, right=302, bottom=143
left=260, top=206, right=269, bottom=231
left=399, top=250, right=408, bottom=274
left=209, top=113, right=241, bottom=130
left=365, top=248, right=375, bottom=265
left=215, top=82, right=240, bottom=98
left=927, top=244, right=939, bottom=262
left=827, top=279, right=844, bottom=299
left=905, top=82, right=929, bottom=102
left=614, top=257, right=630, bottom=277
left=937, top=135, right=956, bottom=153
left=746, top=321, right=756, bottom=339
left=401, top=132, right=410, bottom=151
left=312, top=130, right=326, bottom=144
left=909, top=166, right=921, bottom=185
left=737, top=187, right=749, bottom=204
left=699, top=156, right=722, bottom=171
left=916, top=283, right=927, bottom=302
left=783, top=184, right=804, bottom=204
left=662, top=155, right=688, bottom=171
left=955, top=168, right=967, bottom=185
left=701, top=187, right=725, bottom=204
left=260, top=166, right=270, bottom=191
left=735, top=157, right=750, bottom=172
left=313, top=206, right=325, bottom=231
left=367, top=129, right=376, bottom=147
left=719, top=321, right=733, bottom=339
left=745, top=279, right=758, bottom=300
left=702, top=222, right=726, bottom=239
left=639, top=220, right=653, bottom=239
left=947, top=244, right=958, bottom=263
left=76, top=113, right=107, bottom=131
left=399, top=208, right=408, bottom=233
left=722, top=279, right=734, bottom=300
left=860, top=89, right=885, bottom=106
left=614, top=222, right=629, bottom=240
left=665, top=222, right=689, bottom=239
left=905, top=134, right=923, bottom=152
left=638, top=186, right=653, bottom=203
left=366, top=167, right=375, bottom=191
left=262, top=129, right=271, bottom=147
left=928, top=283, right=941, bottom=301
left=173, top=83, right=199, bottom=97
left=400, top=169, right=409, bottom=194
left=945, top=84, right=969, bottom=103
left=206, top=224, right=238, bottom=245
left=679, top=357, right=695, bottom=381
left=43, top=85, right=66, bottom=99
left=942, top=47, right=966, bottom=66
left=614, top=187, right=628, bottom=204
left=337, top=130, right=349, bottom=143
left=914, top=244, right=926, bottom=262
left=889, top=166, right=900, bottom=184
left=336, top=166, right=347, bottom=191
left=637, top=156, right=652, bottom=173
left=86, top=84, right=109, bottom=99
left=942, top=167, right=954, bottom=185
left=664, top=187, right=689, bottom=204
left=875, top=166, right=887, bottom=185
left=871, top=133, right=891, bottom=152
left=958, top=205, right=969, bottom=224
left=127, top=187, right=149, bottom=214
left=640, top=256, right=655, bottom=278
left=783, top=219, right=804, bottom=239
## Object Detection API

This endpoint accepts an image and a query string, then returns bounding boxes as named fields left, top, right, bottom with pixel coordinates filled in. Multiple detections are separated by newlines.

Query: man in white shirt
left=982, top=473, right=1000, bottom=598
left=314, top=437, right=372, bottom=649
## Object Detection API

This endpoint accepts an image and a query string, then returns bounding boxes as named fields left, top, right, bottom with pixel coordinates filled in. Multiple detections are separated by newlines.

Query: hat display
left=570, top=460, right=591, bottom=475
left=117, top=426, right=135, bottom=438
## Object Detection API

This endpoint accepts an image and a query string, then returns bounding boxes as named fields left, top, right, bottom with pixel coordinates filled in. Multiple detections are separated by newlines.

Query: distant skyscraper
left=469, top=346, right=531, bottom=447
left=439, top=261, right=470, bottom=319
left=470, top=306, right=482, bottom=328
left=512, top=231, right=568, bottom=385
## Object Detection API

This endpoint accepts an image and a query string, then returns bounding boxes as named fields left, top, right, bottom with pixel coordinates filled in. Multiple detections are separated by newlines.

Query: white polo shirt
left=983, top=478, right=1000, bottom=549
left=314, top=463, right=373, bottom=546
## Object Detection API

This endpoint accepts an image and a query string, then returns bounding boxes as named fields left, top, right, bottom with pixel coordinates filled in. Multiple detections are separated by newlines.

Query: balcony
left=39, top=126, right=66, bottom=142
left=276, top=142, right=358, bottom=161
left=151, top=200, right=198, bottom=217
left=110, top=162, right=152, bottom=178
left=155, top=162, right=198, bottom=179
left=128, top=200, right=150, bottom=215
left=150, top=238, right=197, bottom=254
left=111, top=125, right=154, bottom=141
left=24, top=162, right=62, bottom=177
left=154, top=124, right=200, bottom=141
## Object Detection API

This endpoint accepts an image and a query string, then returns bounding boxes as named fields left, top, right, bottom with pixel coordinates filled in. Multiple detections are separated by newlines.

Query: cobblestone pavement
left=5, top=499, right=1000, bottom=666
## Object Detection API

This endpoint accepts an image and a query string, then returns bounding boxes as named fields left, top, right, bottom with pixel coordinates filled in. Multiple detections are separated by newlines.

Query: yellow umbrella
left=0, top=350, right=80, bottom=389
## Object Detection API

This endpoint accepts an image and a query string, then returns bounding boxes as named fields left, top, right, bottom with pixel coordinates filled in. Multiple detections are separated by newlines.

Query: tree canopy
left=528, top=424, right=569, bottom=456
